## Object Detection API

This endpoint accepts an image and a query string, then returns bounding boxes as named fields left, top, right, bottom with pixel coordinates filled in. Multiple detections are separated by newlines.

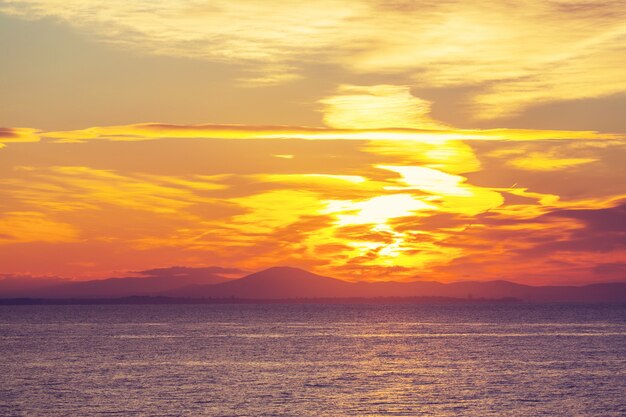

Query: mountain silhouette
left=2, top=266, right=626, bottom=302
left=166, top=267, right=626, bottom=302
left=3, top=267, right=234, bottom=298
left=169, top=267, right=356, bottom=299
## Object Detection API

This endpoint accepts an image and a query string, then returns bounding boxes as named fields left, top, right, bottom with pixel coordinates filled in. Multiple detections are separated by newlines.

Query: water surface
left=1, top=303, right=625, bottom=416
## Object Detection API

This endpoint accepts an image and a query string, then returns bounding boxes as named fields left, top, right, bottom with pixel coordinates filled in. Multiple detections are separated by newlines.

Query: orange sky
left=1, top=1, right=625, bottom=284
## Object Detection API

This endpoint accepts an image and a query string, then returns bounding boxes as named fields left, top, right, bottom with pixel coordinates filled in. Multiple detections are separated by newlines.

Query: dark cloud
left=0, top=128, right=19, bottom=139
left=522, top=202, right=626, bottom=254
left=421, top=197, right=626, bottom=255
left=547, top=201, right=626, bottom=231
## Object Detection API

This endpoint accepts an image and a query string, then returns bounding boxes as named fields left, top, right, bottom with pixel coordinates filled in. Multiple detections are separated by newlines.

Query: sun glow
left=2, top=120, right=624, bottom=282
left=324, top=194, right=434, bottom=227
left=0, top=0, right=625, bottom=290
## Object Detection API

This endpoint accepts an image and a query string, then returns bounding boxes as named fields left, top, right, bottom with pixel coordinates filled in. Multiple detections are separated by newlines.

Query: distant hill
left=168, top=267, right=357, bottom=299
left=166, top=266, right=626, bottom=303
left=0, top=275, right=65, bottom=297
left=0, top=266, right=235, bottom=298
left=2, top=266, right=625, bottom=302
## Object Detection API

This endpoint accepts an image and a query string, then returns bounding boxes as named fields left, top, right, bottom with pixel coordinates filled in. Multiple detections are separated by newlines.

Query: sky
left=1, top=1, right=625, bottom=284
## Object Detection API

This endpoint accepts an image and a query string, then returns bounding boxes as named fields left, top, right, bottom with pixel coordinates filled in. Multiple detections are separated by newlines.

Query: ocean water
left=1, top=303, right=625, bottom=416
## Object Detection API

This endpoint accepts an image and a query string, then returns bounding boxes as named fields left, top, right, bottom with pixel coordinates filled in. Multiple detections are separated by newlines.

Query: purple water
left=1, top=303, right=625, bottom=416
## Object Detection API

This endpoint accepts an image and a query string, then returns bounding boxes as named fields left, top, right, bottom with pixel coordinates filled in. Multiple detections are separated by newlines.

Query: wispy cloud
left=0, top=211, right=78, bottom=243
left=41, top=122, right=623, bottom=143
left=3, top=0, right=624, bottom=119
left=0, top=127, right=39, bottom=149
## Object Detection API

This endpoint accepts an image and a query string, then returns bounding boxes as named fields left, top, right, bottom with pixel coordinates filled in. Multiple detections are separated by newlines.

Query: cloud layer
left=2, top=0, right=625, bottom=120
left=0, top=122, right=624, bottom=283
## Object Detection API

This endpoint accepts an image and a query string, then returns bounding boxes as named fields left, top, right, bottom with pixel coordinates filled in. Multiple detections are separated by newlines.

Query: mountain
left=0, top=266, right=236, bottom=298
left=3, top=266, right=625, bottom=302
left=0, top=275, right=65, bottom=297
left=165, top=267, right=626, bottom=302
left=166, top=269, right=507, bottom=299
left=169, top=267, right=357, bottom=299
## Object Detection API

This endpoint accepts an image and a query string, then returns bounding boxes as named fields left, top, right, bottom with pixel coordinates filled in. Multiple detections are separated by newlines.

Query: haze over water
left=2, top=303, right=625, bottom=416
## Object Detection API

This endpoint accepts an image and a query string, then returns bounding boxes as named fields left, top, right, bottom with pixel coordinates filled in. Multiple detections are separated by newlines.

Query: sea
left=1, top=303, right=625, bottom=416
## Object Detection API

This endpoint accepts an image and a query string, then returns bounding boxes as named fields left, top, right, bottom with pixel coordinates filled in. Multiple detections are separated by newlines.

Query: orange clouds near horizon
left=0, top=1, right=625, bottom=287
left=1, top=122, right=625, bottom=285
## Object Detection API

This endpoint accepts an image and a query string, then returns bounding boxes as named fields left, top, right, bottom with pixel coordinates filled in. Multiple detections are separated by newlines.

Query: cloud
left=319, top=85, right=445, bottom=130
left=2, top=1, right=625, bottom=118
left=0, top=211, right=78, bottom=243
left=2, top=166, right=226, bottom=214
left=136, top=266, right=244, bottom=278
left=535, top=201, right=626, bottom=253
left=489, top=149, right=598, bottom=171
left=0, top=127, right=39, bottom=149
left=363, top=139, right=482, bottom=174
left=471, top=46, right=626, bottom=120
left=592, top=262, right=626, bottom=276
left=379, top=165, right=504, bottom=216
left=1, top=121, right=626, bottom=283
left=41, top=122, right=623, bottom=143
left=425, top=200, right=626, bottom=282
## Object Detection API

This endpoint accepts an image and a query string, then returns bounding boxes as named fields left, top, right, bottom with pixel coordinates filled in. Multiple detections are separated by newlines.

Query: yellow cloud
left=509, top=152, right=597, bottom=171
left=1, top=166, right=227, bottom=214
left=260, top=173, right=368, bottom=188
left=488, top=147, right=599, bottom=171
left=0, top=127, right=40, bottom=149
left=2, top=119, right=626, bottom=281
left=324, top=194, right=433, bottom=227
left=0, top=212, right=78, bottom=243
left=379, top=165, right=504, bottom=216
left=380, top=165, right=471, bottom=196
left=229, top=190, right=326, bottom=233
left=42, top=123, right=623, bottom=144
left=3, top=1, right=625, bottom=117
left=319, top=85, right=445, bottom=130
left=363, top=139, right=481, bottom=174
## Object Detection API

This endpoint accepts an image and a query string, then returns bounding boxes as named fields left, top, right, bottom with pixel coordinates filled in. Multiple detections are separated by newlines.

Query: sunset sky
left=1, top=1, right=625, bottom=284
